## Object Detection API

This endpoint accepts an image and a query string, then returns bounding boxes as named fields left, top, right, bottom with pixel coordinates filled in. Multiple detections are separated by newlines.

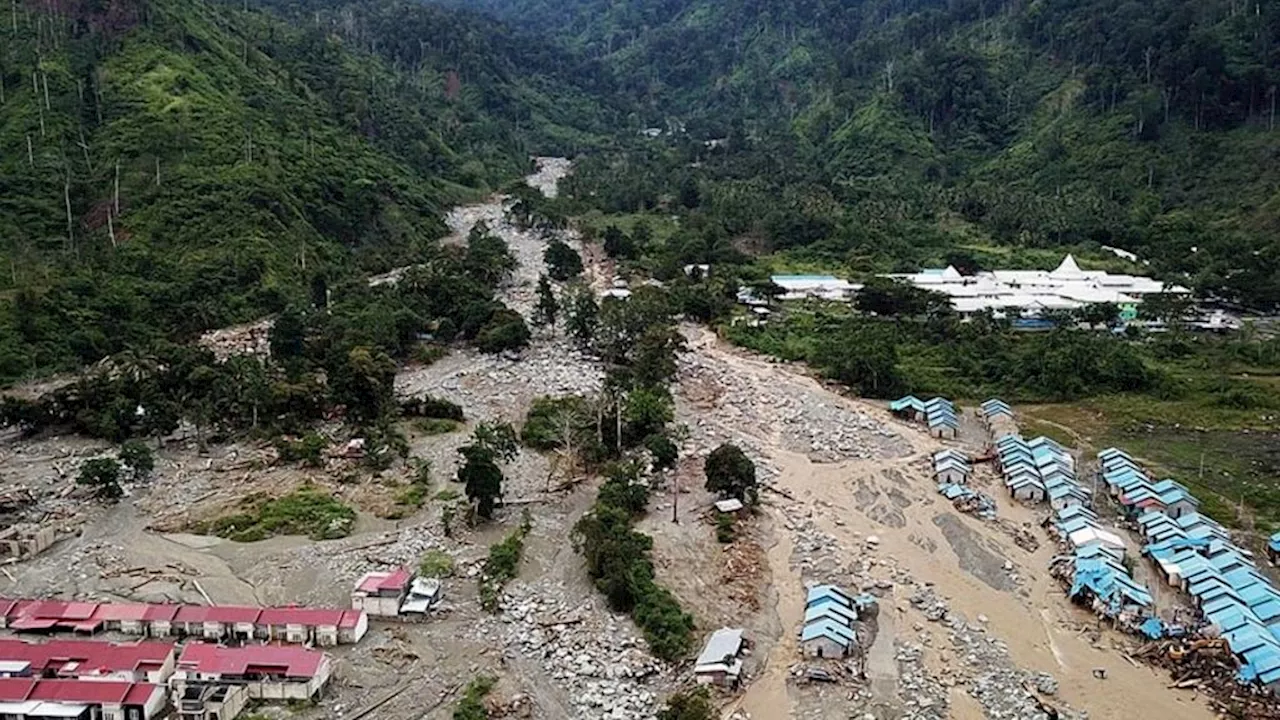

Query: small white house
left=934, top=459, right=969, bottom=485
left=694, top=628, right=746, bottom=687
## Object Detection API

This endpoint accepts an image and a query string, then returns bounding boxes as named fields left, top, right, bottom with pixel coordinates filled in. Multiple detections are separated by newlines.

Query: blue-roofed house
left=889, top=396, right=926, bottom=421
left=806, top=585, right=854, bottom=610
left=801, top=618, right=857, bottom=658
left=1007, top=475, right=1046, bottom=503
left=1270, top=532, right=1280, bottom=563
left=934, top=457, right=970, bottom=485
left=1047, top=483, right=1086, bottom=511
left=804, top=603, right=857, bottom=627
left=1153, top=484, right=1200, bottom=519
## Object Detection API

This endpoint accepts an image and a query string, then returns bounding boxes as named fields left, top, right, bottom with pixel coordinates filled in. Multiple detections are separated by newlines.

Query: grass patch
left=435, top=488, right=461, bottom=501
left=1024, top=399, right=1280, bottom=530
left=419, top=549, right=455, bottom=578
left=199, top=486, right=356, bottom=541
left=415, top=418, right=462, bottom=435
left=479, top=510, right=531, bottom=612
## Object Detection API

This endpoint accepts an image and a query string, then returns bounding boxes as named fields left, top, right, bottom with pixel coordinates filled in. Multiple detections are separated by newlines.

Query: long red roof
left=0, top=677, right=161, bottom=705
left=0, top=638, right=175, bottom=676
left=176, top=643, right=325, bottom=678
left=1, top=599, right=364, bottom=634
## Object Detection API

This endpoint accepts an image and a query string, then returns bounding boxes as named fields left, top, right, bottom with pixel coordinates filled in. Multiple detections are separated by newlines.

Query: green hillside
left=453, top=0, right=1280, bottom=308
left=0, top=0, right=610, bottom=382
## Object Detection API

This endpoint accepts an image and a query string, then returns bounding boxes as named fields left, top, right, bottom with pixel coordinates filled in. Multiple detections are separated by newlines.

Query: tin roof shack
left=175, top=681, right=249, bottom=720
left=0, top=677, right=167, bottom=720
left=351, top=568, right=413, bottom=618
left=694, top=628, right=747, bottom=687
left=173, top=644, right=332, bottom=703
left=0, top=524, right=55, bottom=562
left=399, top=578, right=443, bottom=617
left=0, top=639, right=176, bottom=684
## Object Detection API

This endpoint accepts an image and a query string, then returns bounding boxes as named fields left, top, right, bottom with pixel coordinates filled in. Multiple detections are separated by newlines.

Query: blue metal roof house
left=806, top=585, right=854, bottom=610
left=800, top=619, right=857, bottom=659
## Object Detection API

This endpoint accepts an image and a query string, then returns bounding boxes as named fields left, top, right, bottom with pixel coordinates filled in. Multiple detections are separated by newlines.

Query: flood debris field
left=0, top=158, right=1217, bottom=720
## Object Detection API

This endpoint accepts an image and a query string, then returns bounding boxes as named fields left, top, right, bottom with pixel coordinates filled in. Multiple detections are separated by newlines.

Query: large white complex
left=890, top=255, right=1189, bottom=320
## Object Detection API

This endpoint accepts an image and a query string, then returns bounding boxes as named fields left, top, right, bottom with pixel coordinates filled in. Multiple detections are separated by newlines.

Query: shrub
left=478, top=511, right=532, bottom=612
left=657, top=688, right=714, bottom=720
left=275, top=433, right=328, bottom=467
left=452, top=676, right=496, bottom=720
left=77, top=458, right=123, bottom=500
left=118, top=439, right=155, bottom=480
left=475, top=309, right=531, bottom=354
left=705, top=443, right=758, bottom=505
left=715, top=512, right=736, bottom=543
left=419, top=549, right=455, bottom=578
left=402, top=395, right=465, bottom=421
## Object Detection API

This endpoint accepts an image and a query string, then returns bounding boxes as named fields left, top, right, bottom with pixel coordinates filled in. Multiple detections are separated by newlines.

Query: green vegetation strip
left=479, top=511, right=532, bottom=612
left=572, top=465, right=694, bottom=661
left=198, top=487, right=355, bottom=542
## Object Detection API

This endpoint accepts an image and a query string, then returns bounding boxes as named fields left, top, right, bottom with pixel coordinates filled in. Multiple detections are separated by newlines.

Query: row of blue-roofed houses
left=1099, top=447, right=1280, bottom=691
left=889, top=396, right=957, bottom=439
left=994, top=432, right=1091, bottom=510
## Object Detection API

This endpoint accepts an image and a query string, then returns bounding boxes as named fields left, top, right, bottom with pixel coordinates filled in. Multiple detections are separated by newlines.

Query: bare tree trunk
left=77, top=129, right=91, bottom=172
left=671, top=472, right=678, bottom=524
left=106, top=210, right=116, bottom=249
left=41, top=71, right=49, bottom=109
left=615, top=400, right=622, bottom=453
left=26, top=134, right=32, bottom=166
left=63, top=173, right=74, bottom=254
left=155, top=157, right=161, bottom=186
left=114, top=159, right=120, bottom=215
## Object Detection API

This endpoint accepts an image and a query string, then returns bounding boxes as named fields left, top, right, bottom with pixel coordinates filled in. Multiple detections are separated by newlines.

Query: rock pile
left=472, top=580, right=669, bottom=720
left=675, top=351, right=908, bottom=464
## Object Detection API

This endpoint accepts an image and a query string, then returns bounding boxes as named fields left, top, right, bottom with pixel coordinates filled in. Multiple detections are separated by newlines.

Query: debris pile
left=1135, top=638, right=1280, bottom=719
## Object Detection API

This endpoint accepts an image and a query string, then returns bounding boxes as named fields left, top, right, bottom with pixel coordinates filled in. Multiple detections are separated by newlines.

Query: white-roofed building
left=694, top=628, right=746, bottom=687
left=889, top=254, right=1189, bottom=322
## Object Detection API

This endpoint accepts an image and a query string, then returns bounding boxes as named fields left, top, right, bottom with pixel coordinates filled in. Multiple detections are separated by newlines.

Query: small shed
left=714, top=499, right=745, bottom=516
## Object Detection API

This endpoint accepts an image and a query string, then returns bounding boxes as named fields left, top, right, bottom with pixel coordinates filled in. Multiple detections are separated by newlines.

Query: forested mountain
left=453, top=0, right=1280, bottom=308
left=0, top=0, right=611, bottom=381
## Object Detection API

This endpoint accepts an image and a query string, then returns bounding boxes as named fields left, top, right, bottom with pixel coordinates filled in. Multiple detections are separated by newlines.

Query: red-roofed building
left=351, top=567, right=413, bottom=617
left=0, top=599, right=18, bottom=628
left=174, top=606, right=261, bottom=642
left=6, top=600, right=105, bottom=635
left=337, top=610, right=367, bottom=645
left=141, top=605, right=180, bottom=637
left=89, top=604, right=151, bottom=636
left=0, top=676, right=165, bottom=719
left=256, top=608, right=344, bottom=647
left=0, top=638, right=176, bottom=684
left=173, top=643, right=332, bottom=702
left=0, top=600, right=366, bottom=646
